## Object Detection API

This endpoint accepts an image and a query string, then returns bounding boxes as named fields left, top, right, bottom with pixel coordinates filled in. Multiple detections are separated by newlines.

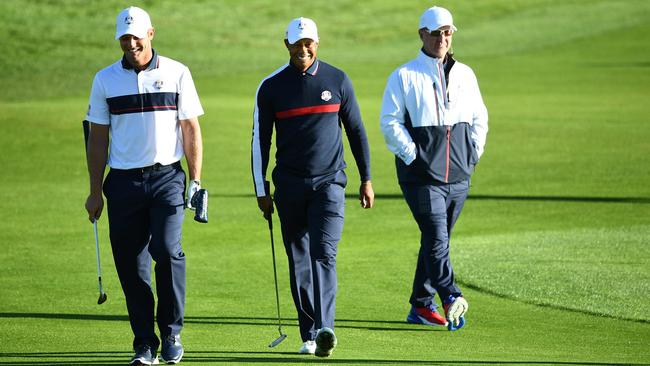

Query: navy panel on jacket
left=398, top=117, right=477, bottom=184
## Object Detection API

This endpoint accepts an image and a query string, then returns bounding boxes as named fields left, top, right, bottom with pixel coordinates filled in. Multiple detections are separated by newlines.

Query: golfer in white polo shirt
left=84, top=6, right=204, bottom=365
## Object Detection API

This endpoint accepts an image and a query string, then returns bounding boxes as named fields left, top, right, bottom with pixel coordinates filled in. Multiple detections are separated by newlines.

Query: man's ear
left=284, top=39, right=290, bottom=49
left=418, top=28, right=426, bottom=42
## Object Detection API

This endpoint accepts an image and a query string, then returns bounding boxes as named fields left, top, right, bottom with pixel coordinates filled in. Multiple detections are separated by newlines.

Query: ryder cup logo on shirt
left=321, top=90, right=332, bottom=101
left=155, top=80, right=164, bottom=89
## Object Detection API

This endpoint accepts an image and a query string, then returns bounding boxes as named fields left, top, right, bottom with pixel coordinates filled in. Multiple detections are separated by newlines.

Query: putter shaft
left=267, top=215, right=287, bottom=347
left=93, top=219, right=107, bottom=304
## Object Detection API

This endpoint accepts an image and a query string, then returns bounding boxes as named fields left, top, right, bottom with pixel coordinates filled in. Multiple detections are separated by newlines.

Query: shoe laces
left=164, top=335, right=180, bottom=344
left=134, top=344, right=153, bottom=355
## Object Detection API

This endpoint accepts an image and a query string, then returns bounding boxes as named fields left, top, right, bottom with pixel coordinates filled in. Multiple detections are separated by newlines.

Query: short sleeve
left=85, top=74, right=110, bottom=125
left=177, top=67, right=204, bottom=120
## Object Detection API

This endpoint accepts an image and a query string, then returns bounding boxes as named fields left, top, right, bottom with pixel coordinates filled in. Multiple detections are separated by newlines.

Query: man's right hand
left=257, top=196, right=274, bottom=221
left=85, top=193, right=104, bottom=222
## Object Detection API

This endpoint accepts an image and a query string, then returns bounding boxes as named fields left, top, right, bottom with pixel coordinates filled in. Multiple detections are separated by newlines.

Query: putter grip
left=191, top=189, right=208, bottom=223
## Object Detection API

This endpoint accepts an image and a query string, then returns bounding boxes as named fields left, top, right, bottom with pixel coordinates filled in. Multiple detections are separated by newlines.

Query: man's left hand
left=186, top=180, right=201, bottom=210
left=359, top=181, right=374, bottom=209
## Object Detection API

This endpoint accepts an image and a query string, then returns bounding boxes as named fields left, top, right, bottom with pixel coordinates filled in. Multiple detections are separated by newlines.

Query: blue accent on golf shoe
left=406, top=308, right=421, bottom=324
left=406, top=305, right=447, bottom=326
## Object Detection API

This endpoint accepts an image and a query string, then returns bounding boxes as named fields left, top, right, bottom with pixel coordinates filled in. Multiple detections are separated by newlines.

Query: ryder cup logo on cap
left=286, top=17, right=319, bottom=44
left=115, top=6, right=152, bottom=40
left=419, top=6, right=457, bottom=32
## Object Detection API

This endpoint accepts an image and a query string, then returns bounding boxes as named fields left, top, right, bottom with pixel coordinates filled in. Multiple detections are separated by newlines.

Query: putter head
left=97, top=292, right=107, bottom=305
left=268, top=333, right=287, bottom=348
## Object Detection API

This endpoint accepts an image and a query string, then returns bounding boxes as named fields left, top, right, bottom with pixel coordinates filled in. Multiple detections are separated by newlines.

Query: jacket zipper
left=445, top=126, right=450, bottom=183
left=438, top=63, right=448, bottom=109
left=435, top=82, right=450, bottom=183
left=439, top=63, right=450, bottom=183
left=433, top=82, right=441, bottom=124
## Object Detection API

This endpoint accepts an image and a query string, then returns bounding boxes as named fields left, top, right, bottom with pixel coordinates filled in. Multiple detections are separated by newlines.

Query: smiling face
left=119, top=28, right=155, bottom=70
left=285, top=38, right=318, bottom=72
left=419, top=26, right=453, bottom=59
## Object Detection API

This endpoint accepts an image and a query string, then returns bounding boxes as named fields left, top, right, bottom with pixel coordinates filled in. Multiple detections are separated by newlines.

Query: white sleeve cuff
left=399, top=143, right=417, bottom=165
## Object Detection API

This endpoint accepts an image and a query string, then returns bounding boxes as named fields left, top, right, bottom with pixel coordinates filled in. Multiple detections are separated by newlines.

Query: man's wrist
left=89, top=183, right=103, bottom=195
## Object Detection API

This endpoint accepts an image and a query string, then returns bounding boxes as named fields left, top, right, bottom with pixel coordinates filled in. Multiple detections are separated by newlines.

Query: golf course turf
left=0, top=1, right=648, bottom=364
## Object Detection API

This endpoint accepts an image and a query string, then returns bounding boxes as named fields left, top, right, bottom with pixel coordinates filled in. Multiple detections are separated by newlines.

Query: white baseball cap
left=285, top=17, right=319, bottom=44
left=115, top=6, right=153, bottom=40
left=419, top=6, right=457, bottom=32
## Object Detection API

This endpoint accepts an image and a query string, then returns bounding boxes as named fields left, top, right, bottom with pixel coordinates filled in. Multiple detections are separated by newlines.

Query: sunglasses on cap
left=427, top=29, right=453, bottom=37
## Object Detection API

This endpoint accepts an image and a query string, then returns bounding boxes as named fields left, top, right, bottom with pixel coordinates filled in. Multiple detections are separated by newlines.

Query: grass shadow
left=457, top=281, right=650, bottom=325
left=0, top=312, right=432, bottom=332
left=0, top=350, right=643, bottom=365
left=214, top=193, right=650, bottom=204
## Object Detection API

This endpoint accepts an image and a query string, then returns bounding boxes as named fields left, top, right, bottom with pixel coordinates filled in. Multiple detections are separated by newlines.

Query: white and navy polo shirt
left=86, top=50, right=204, bottom=169
left=252, top=59, right=371, bottom=197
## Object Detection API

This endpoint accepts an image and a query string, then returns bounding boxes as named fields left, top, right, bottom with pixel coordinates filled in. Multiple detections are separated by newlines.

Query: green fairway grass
left=1, top=0, right=649, bottom=365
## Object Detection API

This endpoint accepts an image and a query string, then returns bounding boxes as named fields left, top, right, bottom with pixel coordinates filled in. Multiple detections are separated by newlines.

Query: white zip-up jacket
left=380, top=51, right=488, bottom=184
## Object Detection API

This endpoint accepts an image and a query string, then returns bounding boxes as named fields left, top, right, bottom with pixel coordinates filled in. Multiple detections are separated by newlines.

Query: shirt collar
left=121, top=49, right=159, bottom=71
left=289, top=59, right=320, bottom=76
left=306, top=59, right=319, bottom=75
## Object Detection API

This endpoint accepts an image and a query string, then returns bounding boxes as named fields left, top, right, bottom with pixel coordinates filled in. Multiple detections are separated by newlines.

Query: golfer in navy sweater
left=251, top=17, right=374, bottom=357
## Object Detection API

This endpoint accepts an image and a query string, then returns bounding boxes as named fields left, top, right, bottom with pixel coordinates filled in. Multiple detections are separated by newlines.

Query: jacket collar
left=418, top=50, right=455, bottom=74
left=418, top=49, right=445, bottom=65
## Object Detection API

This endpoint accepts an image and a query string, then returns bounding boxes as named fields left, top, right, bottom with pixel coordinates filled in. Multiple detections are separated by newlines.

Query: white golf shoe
left=298, top=340, right=316, bottom=354
left=314, top=327, right=337, bottom=357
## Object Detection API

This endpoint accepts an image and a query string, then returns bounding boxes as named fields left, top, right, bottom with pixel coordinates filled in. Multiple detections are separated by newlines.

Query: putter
left=84, top=120, right=107, bottom=305
left=267, top=213, right=287, bottom=348
left=93, top=219, right=108, bottom=305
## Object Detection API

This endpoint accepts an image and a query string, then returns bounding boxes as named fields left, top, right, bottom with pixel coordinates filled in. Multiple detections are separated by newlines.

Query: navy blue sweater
left=252, top=59, right=371, bottom=197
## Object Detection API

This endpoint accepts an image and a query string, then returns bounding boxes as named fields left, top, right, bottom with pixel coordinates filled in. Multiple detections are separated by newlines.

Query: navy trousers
left=400, top=180, right=469, bottom=308
left=272, top=169, right=346, bottom=342
left=103, top=162, right=186, bottom=349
